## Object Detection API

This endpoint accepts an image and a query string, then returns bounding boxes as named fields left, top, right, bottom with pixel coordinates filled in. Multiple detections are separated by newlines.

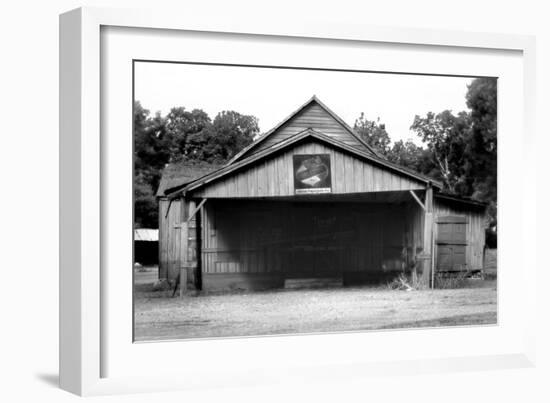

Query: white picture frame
left=59, top=6, right=537, bottom=396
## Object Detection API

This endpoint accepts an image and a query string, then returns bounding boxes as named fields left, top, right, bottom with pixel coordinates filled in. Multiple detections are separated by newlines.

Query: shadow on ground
left=35, top=373, right=59, bottom=388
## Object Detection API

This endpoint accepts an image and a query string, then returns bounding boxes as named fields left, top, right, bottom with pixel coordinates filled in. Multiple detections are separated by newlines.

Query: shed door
left=436, top=216, right=467, bottom=272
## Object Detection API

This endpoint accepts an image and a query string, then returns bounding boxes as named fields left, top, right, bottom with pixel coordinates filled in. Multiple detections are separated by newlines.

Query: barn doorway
left=200, top=197, right=416, bottom=291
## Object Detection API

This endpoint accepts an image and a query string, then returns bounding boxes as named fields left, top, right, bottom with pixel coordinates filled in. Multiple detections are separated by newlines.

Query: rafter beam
left=409, top=190, right=425, bottom=211
left=187, top=198, right=207, bottom=223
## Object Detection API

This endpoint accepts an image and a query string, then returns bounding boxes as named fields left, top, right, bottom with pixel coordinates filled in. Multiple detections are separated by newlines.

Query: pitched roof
left=156, top=161, right=222, bottom=197
left=434, top=193, right=488, bottom=208
left=226, top=95, right=379, bottom=165
left=167, top=128, right=442, bottom=198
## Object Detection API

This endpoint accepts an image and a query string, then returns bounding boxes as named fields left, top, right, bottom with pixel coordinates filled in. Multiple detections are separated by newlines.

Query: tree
left=410, top=110, right=471, bottom=194
left=353, top=114, right=391, bottom=155
left=409, top=78, right=497, bottom=227
left=465, top=78, right=497, bottom=225
left=387, top=139, right=438, bottom=178
left=133, top=103, right=261, bottom=227
left=165, top=107, right=212, bottom=160
left=184, top=110, right=259, bottom=163
left=211, top=111, right=259, bottom=159
left=133, top=101, right=171, bottom=228
left=466, top=78, right=497, bottom=152
left=134, top=172, right=159, bottom=229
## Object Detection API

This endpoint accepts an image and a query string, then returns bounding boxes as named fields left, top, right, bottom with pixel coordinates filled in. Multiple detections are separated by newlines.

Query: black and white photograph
left=4, top=0, right=549, bottom=399
left=132, top=61, right=497, bottom=341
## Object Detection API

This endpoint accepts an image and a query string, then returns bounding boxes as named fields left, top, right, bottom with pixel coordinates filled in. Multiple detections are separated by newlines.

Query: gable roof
left=166, top=128, right=442, bottom=198
left=226, top=95, right=379, bottom=165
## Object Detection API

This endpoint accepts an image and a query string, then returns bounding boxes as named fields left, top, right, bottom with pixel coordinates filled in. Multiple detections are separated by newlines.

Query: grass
left=134, top=268, right=497, bottom=341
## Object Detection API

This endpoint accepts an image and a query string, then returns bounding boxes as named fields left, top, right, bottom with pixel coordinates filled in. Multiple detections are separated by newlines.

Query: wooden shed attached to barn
left=156, top=96, right=487, bottom=292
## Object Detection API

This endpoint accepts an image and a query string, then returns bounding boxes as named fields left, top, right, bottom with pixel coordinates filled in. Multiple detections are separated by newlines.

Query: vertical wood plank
left=333, top=152, right=344, bottom=193
left=354, top=158, right=362, bottom=192
left=277, top=153, right=286, bottom=196
left=345, top=155, right=353, bottom=193
left=287, top=152, right=294, bottom=195
left=374, top=169, right=382, bottom=192
left=267, top=159, right=275, bottom=196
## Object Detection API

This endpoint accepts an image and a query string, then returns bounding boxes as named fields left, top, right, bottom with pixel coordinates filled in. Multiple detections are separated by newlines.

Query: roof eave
left=434, top=192, right=488, bottom=208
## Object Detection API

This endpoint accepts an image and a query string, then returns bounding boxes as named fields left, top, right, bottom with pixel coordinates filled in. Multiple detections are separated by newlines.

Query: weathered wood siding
left=248, top=102, right=371, bottom=156
left=433, top=198, right=486, bottom=271
left=200, top=200, right=425, bottom=290
left=158, top=198, right=181, bottom=281
left=191, top=141, right=425, bottom=198
left=158, top=198, right=198, bottom=283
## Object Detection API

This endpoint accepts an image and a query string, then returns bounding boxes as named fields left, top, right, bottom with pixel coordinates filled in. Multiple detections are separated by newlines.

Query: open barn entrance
left=198, top=191, right=424, bottom=292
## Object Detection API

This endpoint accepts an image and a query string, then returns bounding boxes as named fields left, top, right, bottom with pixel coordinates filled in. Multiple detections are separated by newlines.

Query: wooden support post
left=421, top=185, right=434, bottom=288
left=187, top=200, right=196, bottom=263
left=179, top=221, right=189, bottom=297
left=431, top=221, right=436, bottom=289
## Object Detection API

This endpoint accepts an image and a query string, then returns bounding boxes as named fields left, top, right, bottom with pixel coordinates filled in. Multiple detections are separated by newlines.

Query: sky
left=134, top=62, right=475, bottom=145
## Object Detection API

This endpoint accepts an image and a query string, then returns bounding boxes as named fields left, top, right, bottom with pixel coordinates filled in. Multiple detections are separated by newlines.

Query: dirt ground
left=133, top=267, right=497, bottom=341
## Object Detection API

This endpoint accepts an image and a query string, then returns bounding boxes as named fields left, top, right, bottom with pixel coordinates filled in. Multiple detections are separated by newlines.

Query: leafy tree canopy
left=410, top=110, right=471, bottom=195
left=133, top=102, right=259, bottom=228
left=408, top=77, right=497, bottom=226
left=354, top=114, right=391, bottom=155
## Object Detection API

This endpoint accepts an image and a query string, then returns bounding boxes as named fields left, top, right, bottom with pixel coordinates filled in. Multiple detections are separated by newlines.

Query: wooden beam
left=431, top=218, right=436, bottom=289
left=425, top=186, right=433, bottom=211
left=420, top=186, right=434, bottom=288
left=186, top=198, right=207, bottom=223
left=409, top=190, right=425, bottom=211
left=164, top=199, right=173, bottom=218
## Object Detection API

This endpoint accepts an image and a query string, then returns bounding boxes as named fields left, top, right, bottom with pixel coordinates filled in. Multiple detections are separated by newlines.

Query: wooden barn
left=156, top=96, right=487, bottom=292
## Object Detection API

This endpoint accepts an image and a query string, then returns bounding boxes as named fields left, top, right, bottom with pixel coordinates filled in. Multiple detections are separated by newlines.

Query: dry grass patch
left=134, top=273, right=497, bottom=341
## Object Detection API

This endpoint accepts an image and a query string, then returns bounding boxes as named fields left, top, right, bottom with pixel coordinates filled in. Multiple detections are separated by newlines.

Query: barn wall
left=434, top=198, right=486, bottom=271
left=158, top=198, right=199, bottom=284
left=200, top=199, right=424, bottom=291
left=404, top=200, right=425, bottom=265
left=251, top=103, right=370, bottom=155
left=158, top=198, right=168, bottom=280
left=192, top=141, right=425, bottom=199
left=158, top=198, right=182, bottom=281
